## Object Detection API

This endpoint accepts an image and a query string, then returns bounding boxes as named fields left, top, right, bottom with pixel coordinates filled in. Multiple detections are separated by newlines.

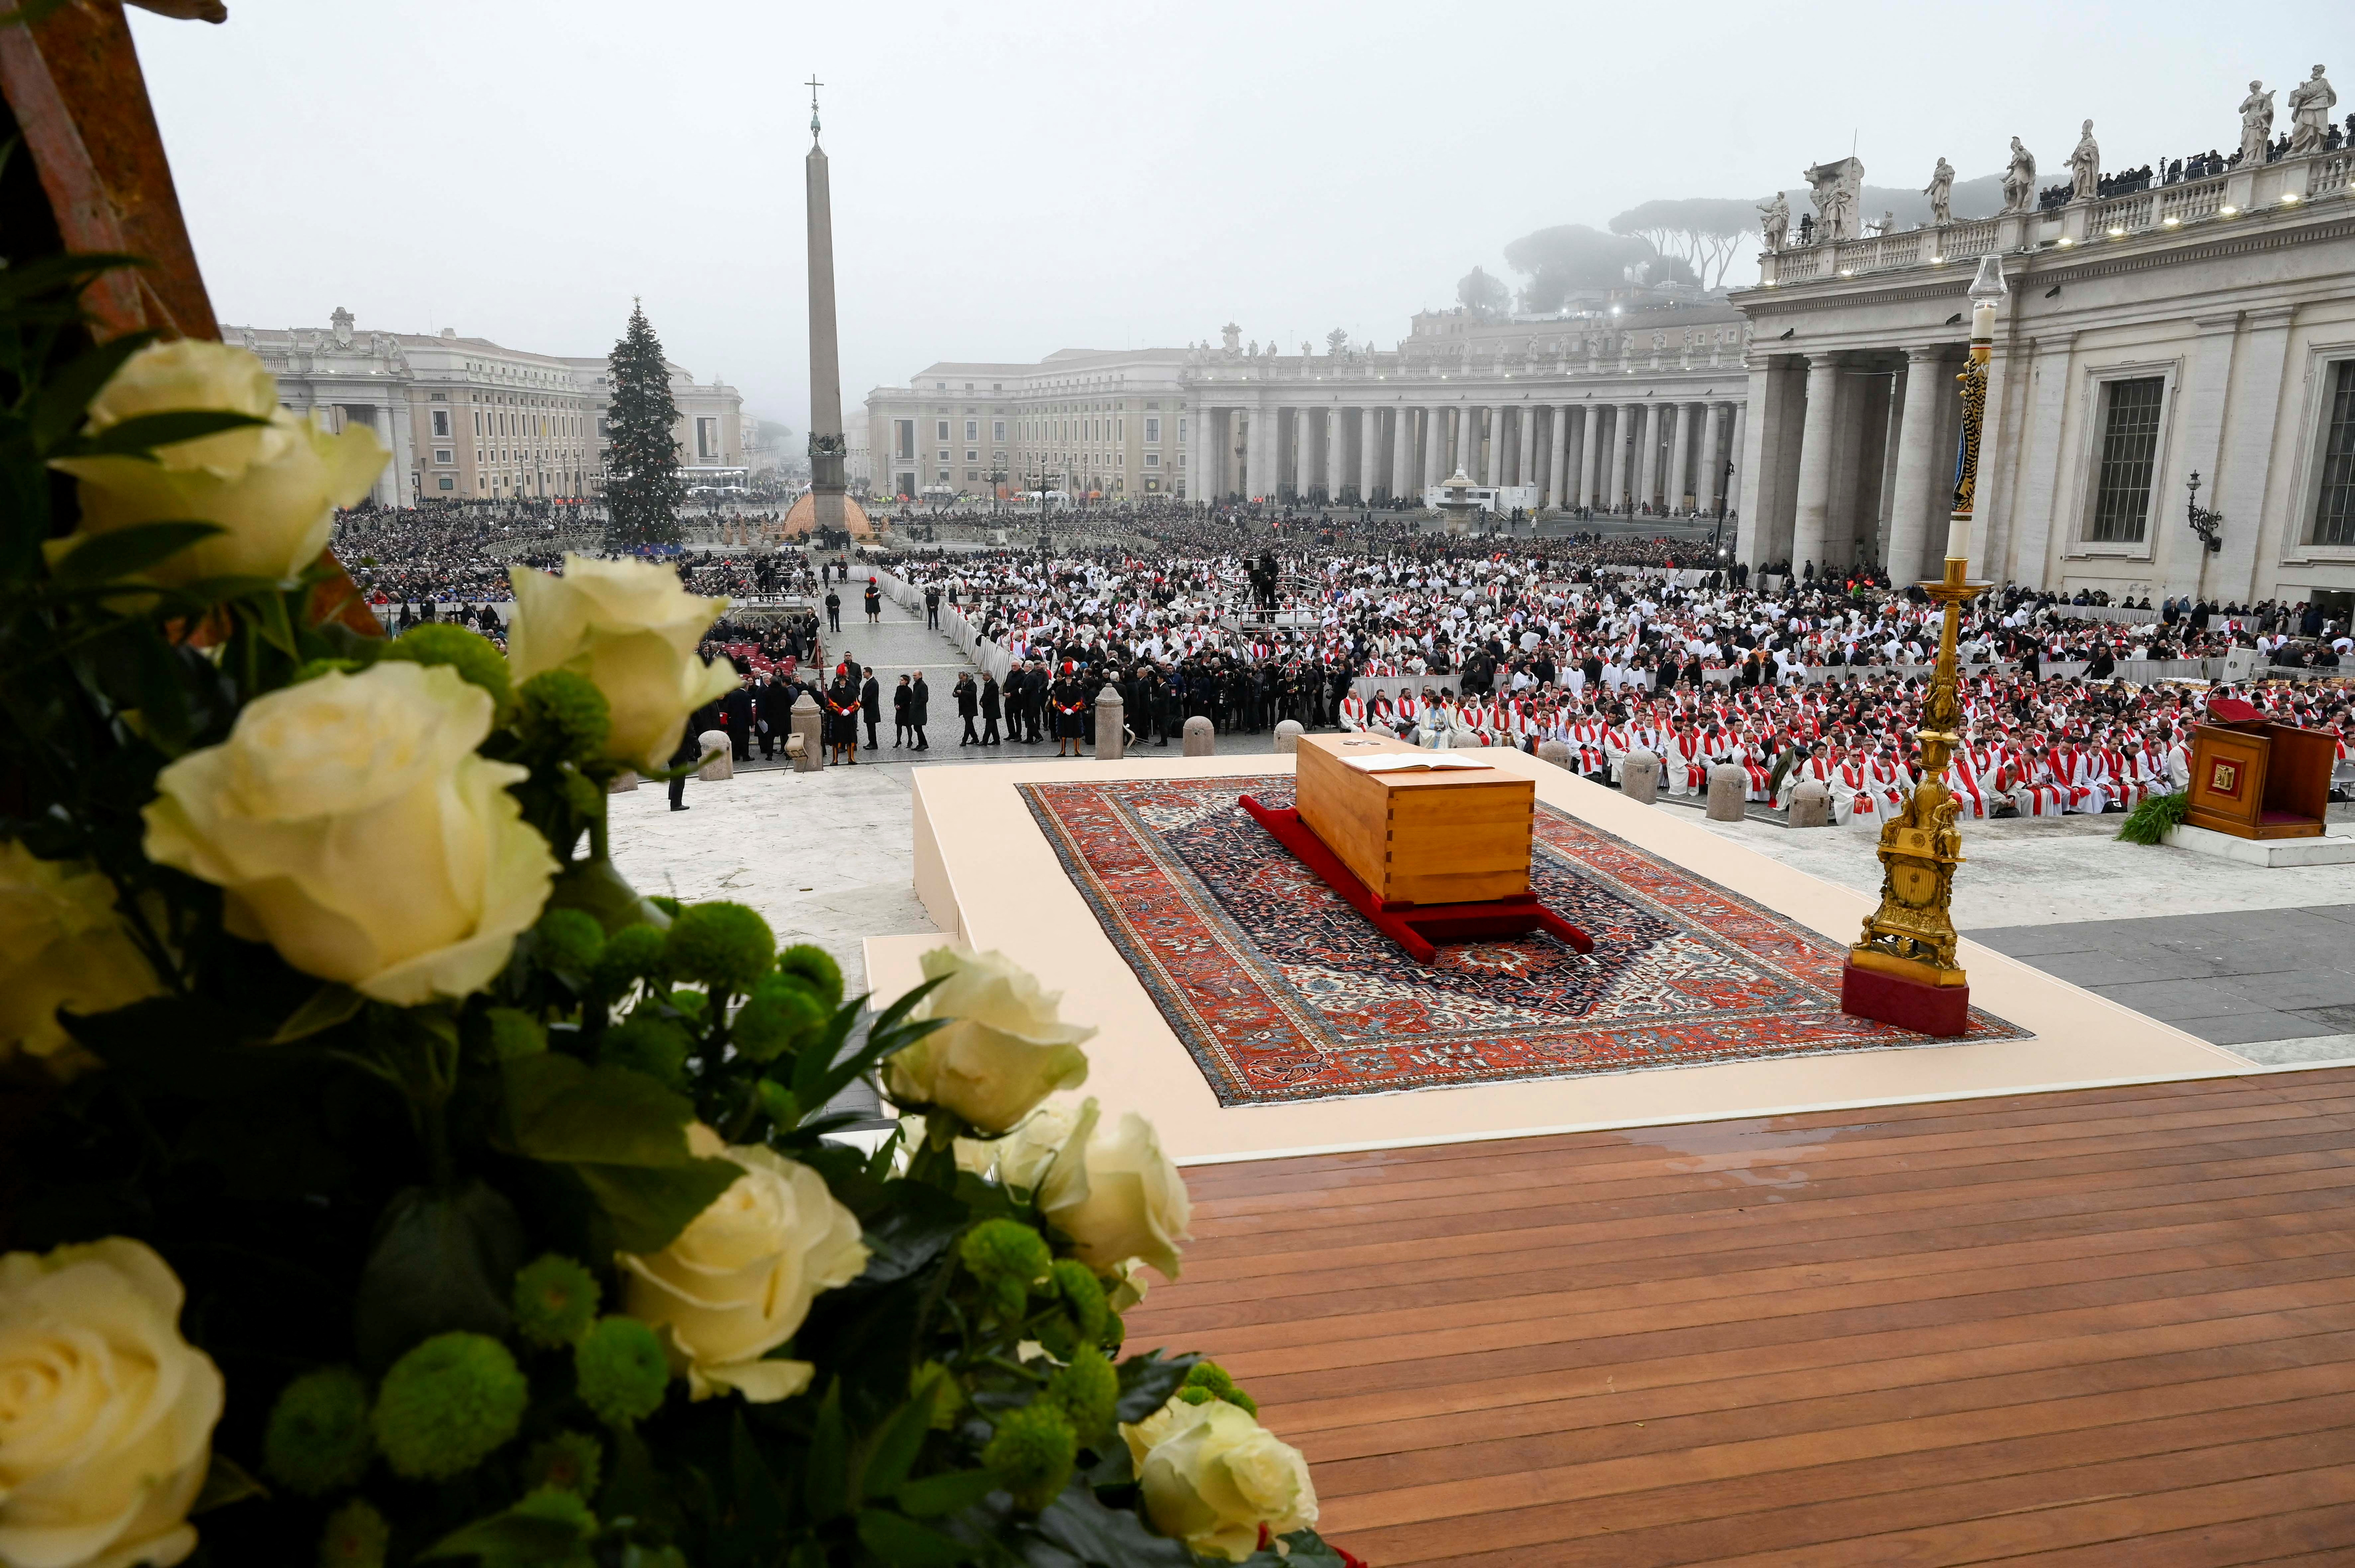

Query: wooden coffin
left=1294, top=732, right=1534, bottom=906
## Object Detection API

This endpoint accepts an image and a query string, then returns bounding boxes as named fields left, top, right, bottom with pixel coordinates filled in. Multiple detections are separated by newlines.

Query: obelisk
left=804, top=78, right=846, bottom=535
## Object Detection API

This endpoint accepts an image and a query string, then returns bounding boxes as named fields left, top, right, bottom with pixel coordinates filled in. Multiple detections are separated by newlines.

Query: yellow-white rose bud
left=0, top=842, right=165, bottom=1079
left=618, top=1143, right=868, bottom=1403
left=1036, top=1098, right=1191, bottom=1282
left=0, top=1238, right=224, bottom=1568
left=505, top=554, right=738, bottom=771
left=982, top=1101, right=1082, bottom=1191
left=47, top=340, right=385, bottom=585
left=884, top=948, right=1092, bottom=1135
left=142, top=662, right=557, bottom=1005
left=1124, top=1398, right=1318, bottom=1563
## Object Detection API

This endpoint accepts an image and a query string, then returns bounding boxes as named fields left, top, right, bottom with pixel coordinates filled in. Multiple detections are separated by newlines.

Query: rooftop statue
left=2288, top=64, right=2337, bottom=155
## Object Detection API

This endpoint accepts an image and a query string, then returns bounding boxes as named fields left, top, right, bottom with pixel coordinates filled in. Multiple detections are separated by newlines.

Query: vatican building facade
left=866, top=66, right=2355, bottom=613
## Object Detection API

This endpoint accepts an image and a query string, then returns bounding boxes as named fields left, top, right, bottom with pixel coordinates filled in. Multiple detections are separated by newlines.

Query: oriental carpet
left=1018, top=776, right=2028, bottom=1107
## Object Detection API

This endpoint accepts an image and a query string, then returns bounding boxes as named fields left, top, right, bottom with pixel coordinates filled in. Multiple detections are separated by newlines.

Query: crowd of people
left=338, top=499, right=2352, bottom=821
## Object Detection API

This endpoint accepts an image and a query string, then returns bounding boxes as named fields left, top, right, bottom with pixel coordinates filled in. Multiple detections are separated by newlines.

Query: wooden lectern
left=2184, top=702, right=2333, bottom=841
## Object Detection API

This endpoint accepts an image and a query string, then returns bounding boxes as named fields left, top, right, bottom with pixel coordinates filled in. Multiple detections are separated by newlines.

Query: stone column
left=1666, top=404, right=1692, bottom=515
left=1790, top=354, right=1843, bottom=574
left=1579, top=406, right=1606, bottom=509
left=1727, top=402, right=1748, bottom=523
left=1358, top=409, right=1381, bottom=503
left=1548, top=405, right=1570, bottom=510
left=1605, top=404, right=1631, bottom=512
left=1700, top=403, right=1727, bottom=514
left=1246, top=407, right=1274, bottom=500
left=1500, top=406, right=1521, bottom=488
left=1095, top=684, right=1125, bottom=759
left=1885, top=349, right=1948, bottom=584
left=1634, top=402, right=1658, bottom=511
left=1437, top=405, right=1458, bottom=480
left=1390, top=407, right=1415, bottom=502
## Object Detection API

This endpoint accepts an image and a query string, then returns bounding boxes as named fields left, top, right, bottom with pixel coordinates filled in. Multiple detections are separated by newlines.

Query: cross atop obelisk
left=804, top=75, right=846, bottom=535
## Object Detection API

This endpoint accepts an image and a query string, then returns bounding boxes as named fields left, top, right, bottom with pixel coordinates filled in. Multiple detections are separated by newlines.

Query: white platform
left=2162, top=820, right=2355, bottom=867
left=867, top=750, right=2253, bottom=1165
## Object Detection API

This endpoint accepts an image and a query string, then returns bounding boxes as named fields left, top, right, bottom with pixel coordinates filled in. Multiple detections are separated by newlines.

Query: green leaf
left=853, top=1180, right=968, bottom=1289
left=54, top=408, right=271, bottom=460
left=502, top=1054, right=699, bottom=1166
left=189, top=1453, right=267, bottom=1515
left=728, top=1411, right=790, bottom=1552
left=858, top=1393, right=936, bottom=1502
left=856, top=1509, right=978, bottom=1566
left=1032, top=1483, right=1195, bottom=1565
left=419, top=1510, right=592, bottom=1565
left=895, top=1470, right=1002, bottom=1520
left=806, top=1380, right=849, bottom=1521
left=353, top=1181, right=524, bottom=1370
left=1113, top=1351, right=1200, bottom=1425
left=573, top=1159, right=741, bottom=1254
left=267, top=982, right=364, bottom=1044
left=31, top=332, right=154, bottom=453
left=50, top=521, right=225, bottom=585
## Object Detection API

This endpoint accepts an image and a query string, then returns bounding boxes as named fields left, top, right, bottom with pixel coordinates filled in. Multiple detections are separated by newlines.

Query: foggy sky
left=130, top=0, right=2334, bottom=432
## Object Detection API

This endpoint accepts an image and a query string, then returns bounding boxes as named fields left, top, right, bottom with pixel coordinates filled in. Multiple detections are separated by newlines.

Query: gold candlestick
left=1843, top=255, right=2006, bottom=1037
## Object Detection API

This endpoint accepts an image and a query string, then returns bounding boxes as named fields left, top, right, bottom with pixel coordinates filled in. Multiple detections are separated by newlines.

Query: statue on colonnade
left=1924, top=156, right=1955, bottom=224
left=2000, top=137, right=2037, bottom=213
left=2238, top=81, right=2276, bottom=167
left=2288, top=65, right=2337, bottom=155
left=2068, top=120, right=2100, bottom=201
left=1757, top=189, right=1790, bottom=250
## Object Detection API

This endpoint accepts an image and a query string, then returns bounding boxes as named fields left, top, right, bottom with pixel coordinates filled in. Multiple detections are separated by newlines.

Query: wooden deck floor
left=1128, top=1068, right=2355, bottom=1567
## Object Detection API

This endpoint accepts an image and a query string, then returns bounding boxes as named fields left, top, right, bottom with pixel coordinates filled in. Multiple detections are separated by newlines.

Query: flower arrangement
left=0, top=267, right=1354, bottom=1566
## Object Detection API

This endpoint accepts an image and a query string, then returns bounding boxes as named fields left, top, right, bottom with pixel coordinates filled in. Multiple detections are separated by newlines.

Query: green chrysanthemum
left=961, top=1218, right=1053, bottom=1288
left=1183, top=1358, right=1257, bottom=1416
left=516, top=668, right=611, bottom=764
left=1045, top=1346, right=1118, bottom=1443
left=371, top=1332, right=528, bottom=1481
left=983, top=1401, right=1077, bottom=1512
left=731, top=974, right=826, bottom=1062
left=663, top=902, right=775, bottom=997
left=262, top=1366, right=374, bottom=1496
left=523, top=1430, right=604, bottom=1498
left=600, top=1014, right=691, bottom=1089
left=317, top=1498, right=389, bottom=1568
left=484, top=1007, right=547, bottom=1062
left=774, top=943, right=843, bottom=1009
left=1051, top=1260, right=1108, bottom=1342
left=514, top=1254, right=601, bottom=1349
left=575, top=1315, right=669, bottom=1427
left=593, top=924, right=666, bottom=996
left=534, top=908, right=606, bottom=976
left=382, top=623, right=512, bottom=710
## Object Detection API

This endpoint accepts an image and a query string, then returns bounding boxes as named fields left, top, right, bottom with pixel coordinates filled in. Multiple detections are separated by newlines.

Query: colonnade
left=1735, top=346, right=1967, bottom=582
left=1188, top=396, right=1747, bottom=515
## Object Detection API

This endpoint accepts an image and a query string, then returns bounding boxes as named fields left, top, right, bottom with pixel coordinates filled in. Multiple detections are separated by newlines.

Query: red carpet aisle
left=1020, top=777, right=2027, bottom=1107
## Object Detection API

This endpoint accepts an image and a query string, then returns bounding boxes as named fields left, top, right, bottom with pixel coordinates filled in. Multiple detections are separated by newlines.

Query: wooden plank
left=1129, top=1071, right=2355, bottom=1566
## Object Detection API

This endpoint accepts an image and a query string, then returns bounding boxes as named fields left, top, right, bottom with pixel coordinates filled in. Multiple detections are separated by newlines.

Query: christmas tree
left=603, top=299, right=686, bottom=547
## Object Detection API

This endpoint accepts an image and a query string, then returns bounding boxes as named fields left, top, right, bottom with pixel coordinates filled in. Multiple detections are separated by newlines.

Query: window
left=438, top=476, right=455, bottom=491
left=1178, top=418, right=1187, bottom=444
left=993, top=420, right=1007, bottom=443
left=2315, top=362, right=2355, bottom=547
left=965, top=419, right=979, bottom=441
left=1145, top=452, right=1161, bottom=467
left=696, top=417, right=719, bottom=460
left=1144, top=417, right=1161, bottom=444
left=2088, top=377, right=2165, bottom=543
left=936, top=420, right=950, bottom=441
left=896, top=419, right=915, bottom=459
left=430, top=409, right=452, bottom=438
left=965, top=449, right=979, bottom=462
left=433, top=449, right=454, bottom=464
left=937, top=448, right=950, bottom=462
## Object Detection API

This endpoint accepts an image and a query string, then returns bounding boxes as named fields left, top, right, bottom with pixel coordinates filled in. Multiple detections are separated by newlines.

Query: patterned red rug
left=1018, top=776, right=2029, bottom=1108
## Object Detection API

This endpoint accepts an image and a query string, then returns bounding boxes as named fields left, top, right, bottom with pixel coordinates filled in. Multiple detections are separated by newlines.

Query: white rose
left=618, top=1143, right=869, bottom=1403
left=883, top=948, right=1093, bottom=1134
left=1036, top=1099, right=1191, bottom=1282
left=505, top=555, right=738, bottom=771
left=1124, top=1398, right=1318, bottom=1563
left=142, top=662, right=557, bottom=1005
left=0, top=1238, right=224, bottom=1568
left=985, top=1102, right=1082, bottom=1191
left=0, top=843, right=165, bottom=1079
left=48, top=340, right=385, bottom=585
